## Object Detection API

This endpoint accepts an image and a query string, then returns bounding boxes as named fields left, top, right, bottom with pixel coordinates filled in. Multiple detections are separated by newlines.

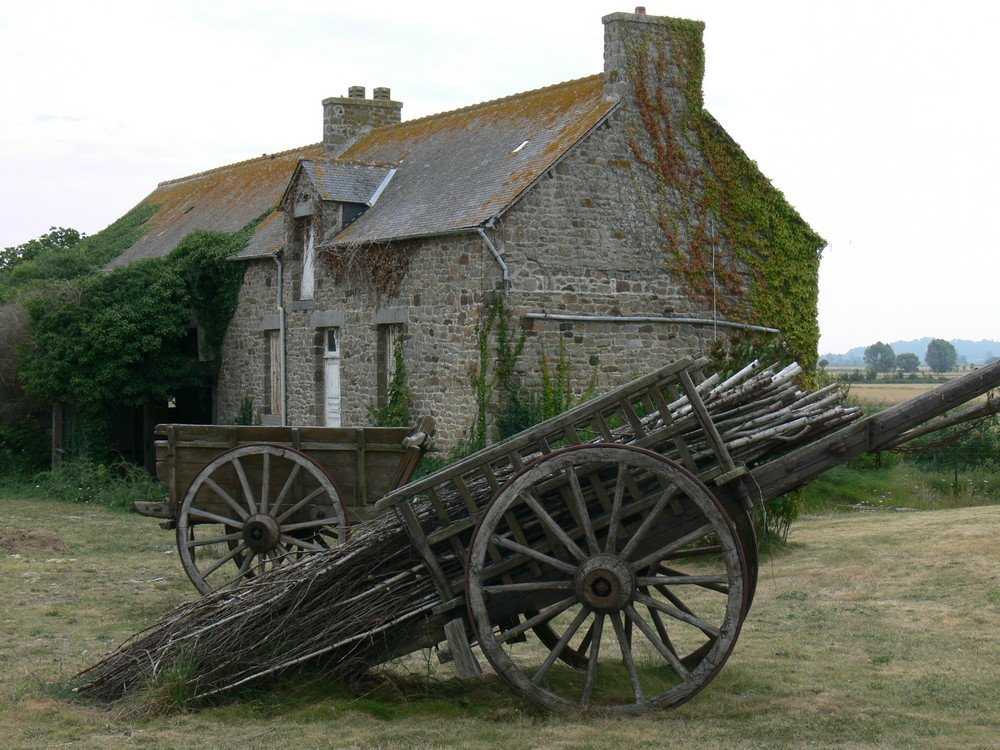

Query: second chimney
left=322, top=86, right=403, bottom=157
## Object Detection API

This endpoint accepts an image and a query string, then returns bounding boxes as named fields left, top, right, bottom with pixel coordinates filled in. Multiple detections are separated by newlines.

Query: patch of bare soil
left=0, top=528, right=71, bottom=555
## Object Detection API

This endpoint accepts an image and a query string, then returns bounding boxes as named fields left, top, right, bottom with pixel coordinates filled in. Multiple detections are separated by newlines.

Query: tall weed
left=32, top=458, right=164, bottom=511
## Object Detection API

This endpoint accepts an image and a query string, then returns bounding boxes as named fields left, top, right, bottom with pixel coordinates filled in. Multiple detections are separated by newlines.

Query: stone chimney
left=323, top=86, right=402, bottom=157
left=602, top=9, right=705, bottom=111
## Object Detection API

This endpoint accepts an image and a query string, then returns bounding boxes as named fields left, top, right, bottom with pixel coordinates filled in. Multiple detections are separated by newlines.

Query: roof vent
left=373, top=87, right=391, bottom=100
left=348, top=85, right=366, bottom=99
left=512, top=139, right=530, bottom=153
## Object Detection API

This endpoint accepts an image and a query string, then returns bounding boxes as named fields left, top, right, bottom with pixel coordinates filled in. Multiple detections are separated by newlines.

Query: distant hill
left=821, top=338, right=1000, bottom=366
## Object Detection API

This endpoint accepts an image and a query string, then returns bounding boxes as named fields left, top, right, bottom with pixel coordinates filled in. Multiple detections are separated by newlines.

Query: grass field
left=3, top=493, right=1000, bottom=749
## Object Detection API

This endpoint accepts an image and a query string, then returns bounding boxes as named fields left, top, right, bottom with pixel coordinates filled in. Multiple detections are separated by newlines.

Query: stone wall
left=216, top=261, right=277, bottom=424
left=497, top=105, right=734, bottom=400
left=218, top=232, right=502, bottom=446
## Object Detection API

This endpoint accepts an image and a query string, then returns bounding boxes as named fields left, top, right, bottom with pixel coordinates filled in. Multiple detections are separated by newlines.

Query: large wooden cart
left=134, top=419, right=434, bottom=594
left=133, top=357, right=1000, bottom=714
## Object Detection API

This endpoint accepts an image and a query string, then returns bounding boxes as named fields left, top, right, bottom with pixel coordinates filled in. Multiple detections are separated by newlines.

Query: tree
left=0, top=227, right=82, bottom=272
left=863, top=341, right=896, bottom=374
left=925, top=338, right=957, bottom=373
left=896, top=352, right=920, bottom=374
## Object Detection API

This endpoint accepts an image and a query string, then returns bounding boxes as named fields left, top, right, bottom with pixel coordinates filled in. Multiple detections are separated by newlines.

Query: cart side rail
left=737, top=359, right=1000, bottom=504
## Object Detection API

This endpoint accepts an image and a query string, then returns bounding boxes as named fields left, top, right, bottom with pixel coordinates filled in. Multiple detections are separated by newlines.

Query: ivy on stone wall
left=620, top=20, right=824, bottom=368
left=368, top=339, right=414, bottom=427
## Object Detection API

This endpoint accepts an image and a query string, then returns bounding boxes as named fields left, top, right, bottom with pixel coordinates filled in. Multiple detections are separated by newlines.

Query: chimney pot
left=373, top=86, right=391, bottom=100
left=635, top=6, right=646, bottom=13
left=348, top=85, right=366, bottom=99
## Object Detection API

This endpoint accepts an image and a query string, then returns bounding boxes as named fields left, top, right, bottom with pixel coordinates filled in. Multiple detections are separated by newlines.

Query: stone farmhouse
left=107, top=9, right=823, bottom=450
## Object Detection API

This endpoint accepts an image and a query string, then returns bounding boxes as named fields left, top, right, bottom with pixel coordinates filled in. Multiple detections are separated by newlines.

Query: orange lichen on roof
left=107, top=144, right=323, bottom=268
left=332, top=75, right=616, bottom=245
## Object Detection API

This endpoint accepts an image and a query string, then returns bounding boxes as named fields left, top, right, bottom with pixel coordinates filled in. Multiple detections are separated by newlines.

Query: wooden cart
left=347, top=357, right=1000, bottom=714
left=130, top=357, right=1000, bottom=714
left=134, top=418, right=434, bottom=594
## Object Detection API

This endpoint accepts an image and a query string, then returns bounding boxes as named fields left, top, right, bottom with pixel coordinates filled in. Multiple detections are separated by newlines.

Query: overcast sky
left=1, top=0, right=996, bottom=355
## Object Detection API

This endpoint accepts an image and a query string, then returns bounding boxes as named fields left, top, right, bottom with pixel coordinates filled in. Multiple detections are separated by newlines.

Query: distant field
left=847, top=382, right=940, bottom=406
left=831, top=370, right=986, bottom=407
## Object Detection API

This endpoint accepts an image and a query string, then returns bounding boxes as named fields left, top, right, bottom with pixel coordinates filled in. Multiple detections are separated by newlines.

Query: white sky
left=1, top=0, right=996, bottom=355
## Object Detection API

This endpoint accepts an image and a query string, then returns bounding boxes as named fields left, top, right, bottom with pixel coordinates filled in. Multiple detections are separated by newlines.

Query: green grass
left=4, top=476, right=1000, bottom=747
left=800, top=463, right=1000, bottom=514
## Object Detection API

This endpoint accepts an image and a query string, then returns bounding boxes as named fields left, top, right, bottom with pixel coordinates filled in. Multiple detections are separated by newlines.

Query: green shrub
left=0, top=417, right=50, bottom=478
left=33, top=458, right=164, bottom=511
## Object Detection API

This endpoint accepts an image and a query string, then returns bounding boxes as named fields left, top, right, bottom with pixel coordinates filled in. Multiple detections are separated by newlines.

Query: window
left=267, top=329, right=282, bottom=417
left=376, top=323, right=403, bottom=406
left=323, top=327, right=341, bottom=427
left=300, top=223, right=316, bottom=300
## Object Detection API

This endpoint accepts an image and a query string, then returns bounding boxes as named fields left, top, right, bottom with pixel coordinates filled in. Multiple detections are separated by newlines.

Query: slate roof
left=299, top=159, right=396, bottom=204
left=105, top=144, right=322, bottom=269
left=328, top=74, right=617, bottom=246
left=107, top=74, right=616, bottom=267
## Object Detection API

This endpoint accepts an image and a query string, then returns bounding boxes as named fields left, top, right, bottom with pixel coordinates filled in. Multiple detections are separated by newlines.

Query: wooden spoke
left=231, top=456, right=258, bottom=515
left=467, top=444, right=751, bottom=715
left=203, top=478, right=250, bottom=522
left=276, top=485, right=329, bottom=523
left=489, top=535, right=579, bottom=576
left=520, top=491, right=587, bottom=562
left=269, top=462, right=302, bottom=518
left=629, top=523, right=714, bottom=573
left=567, top=468, right=600, bottom=555
left=175, top=444, right=347, bottom=595
left=199, top=542, right=249, bottom=579
left=618, top=484, right=677, bottom=559
left=183, top=529, right=244, bottom=549
left=496, top=596, right=579, bottom=645
left=278, top=534, right=326, bottom=553
left=632, top=591, right=721, bottom=638
left=580, top=613, right=605, bottom=708
left=259, top=451, right=272, bottom=515
left=603, top=463, right=628, bottom=554
left=610, top=611, right=643, bottom=702
left=483, top=581, right=574, bottom=595
left=184, top=507, right=244, bottom=528
left=625, top=604, right=688, bottom=678
left=532, top=606, right=592, bottom=685
left=636, top=573, right=731, bottom=589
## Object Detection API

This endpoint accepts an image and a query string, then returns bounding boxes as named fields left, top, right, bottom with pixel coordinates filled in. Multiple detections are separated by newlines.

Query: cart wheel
left=466, top=444, right=750, bottom=715
left=176, top=443, right=348, bottom=594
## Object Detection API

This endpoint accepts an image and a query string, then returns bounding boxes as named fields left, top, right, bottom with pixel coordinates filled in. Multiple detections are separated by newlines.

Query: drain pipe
left=476, top=224, right=509, bottom=294
left=272, top=254, right=288, bottom=425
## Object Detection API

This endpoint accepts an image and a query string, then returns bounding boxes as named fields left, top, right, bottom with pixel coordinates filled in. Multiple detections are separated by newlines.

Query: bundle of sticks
left=76, top=360, right=861, bottom=703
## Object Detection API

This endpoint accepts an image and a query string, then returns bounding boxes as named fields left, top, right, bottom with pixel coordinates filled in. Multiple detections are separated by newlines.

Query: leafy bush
left=0, top=417, right=50, bottom=478
left=32, top=458, right=164, bottom=512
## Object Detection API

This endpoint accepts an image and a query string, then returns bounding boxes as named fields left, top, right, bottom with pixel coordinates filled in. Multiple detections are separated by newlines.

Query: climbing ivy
left=0, top=203, right=159, bottom=303
left=619, top=19, right=824, bottom=368
left=465, top=299, right=599, bottom=449
left=19, top=219, right=255, bottom=457
left=368, top=339, right=414, bottom=427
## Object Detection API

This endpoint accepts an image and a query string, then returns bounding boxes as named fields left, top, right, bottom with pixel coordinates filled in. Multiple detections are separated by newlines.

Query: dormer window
left=342, top=202, right=367, bottom=228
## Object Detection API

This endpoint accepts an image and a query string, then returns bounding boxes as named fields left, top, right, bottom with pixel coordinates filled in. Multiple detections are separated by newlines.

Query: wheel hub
left=243, top=514, right=281, bottom=552
left=574, top=554, right=635, bottom=612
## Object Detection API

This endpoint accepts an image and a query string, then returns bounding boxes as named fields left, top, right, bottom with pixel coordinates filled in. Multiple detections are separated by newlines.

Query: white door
left=324, top=328, right=341, bottom=427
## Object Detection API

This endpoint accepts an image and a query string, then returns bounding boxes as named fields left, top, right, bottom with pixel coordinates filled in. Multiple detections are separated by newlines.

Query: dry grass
left=2, top=493, right=1000, bottom=748
left=848, top=382, right=942, bottom=407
